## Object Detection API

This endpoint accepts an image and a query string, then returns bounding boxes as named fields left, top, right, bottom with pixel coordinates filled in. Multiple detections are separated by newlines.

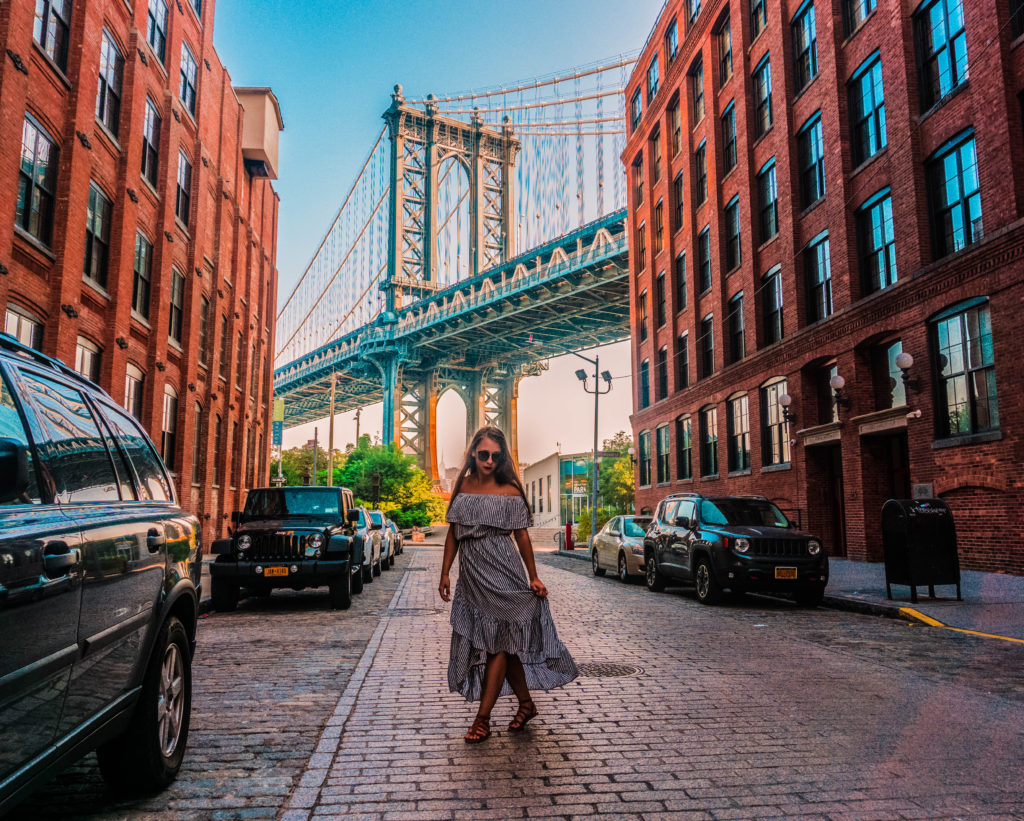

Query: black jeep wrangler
left=210, top=486, right=365, bottom=611
left=644, top=493, right=829, bottom=606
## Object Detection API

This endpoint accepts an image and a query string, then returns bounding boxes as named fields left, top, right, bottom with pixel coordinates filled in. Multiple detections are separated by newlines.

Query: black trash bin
left=881, top=498, right=962, bottom=603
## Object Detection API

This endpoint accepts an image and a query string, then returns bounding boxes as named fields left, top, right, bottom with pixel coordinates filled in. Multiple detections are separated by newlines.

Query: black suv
left=644, top=493, right=828, bottom=606
left=0, top=334, right=200, bottom=813
left=210, top=486, right=366, bottom=611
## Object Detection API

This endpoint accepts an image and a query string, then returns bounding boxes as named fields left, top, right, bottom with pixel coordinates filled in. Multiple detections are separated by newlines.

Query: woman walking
left=438, top=425, right=578, bottom=743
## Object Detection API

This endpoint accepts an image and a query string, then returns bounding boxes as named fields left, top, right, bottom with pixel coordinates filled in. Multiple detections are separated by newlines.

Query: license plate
left=775, top=567, right=798, bottom=580
left=264, top=566, right=288, bottom=577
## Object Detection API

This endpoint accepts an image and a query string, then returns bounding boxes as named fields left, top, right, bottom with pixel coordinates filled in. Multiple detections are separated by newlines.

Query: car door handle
left=147, top=528, right=166, bottom=552
left=43, top=545, right=81, bottom=575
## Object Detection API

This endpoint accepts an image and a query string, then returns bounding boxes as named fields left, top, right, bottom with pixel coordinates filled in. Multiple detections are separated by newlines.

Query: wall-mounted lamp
left=895, top=351, right=921, bottom=393
left=829, top=373, right=852, bottom=418
left=779, top=392, right=796, bottom=425
left=627, top=446, right=636, bottom=465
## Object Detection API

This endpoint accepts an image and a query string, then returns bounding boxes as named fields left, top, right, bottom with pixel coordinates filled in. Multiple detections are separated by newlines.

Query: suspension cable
left=437, top=88, right=624, bottom=115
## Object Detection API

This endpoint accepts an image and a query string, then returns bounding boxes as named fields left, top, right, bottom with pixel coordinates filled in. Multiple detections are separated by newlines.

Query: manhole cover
left=387, top=607, right=444, bottom=617
left=403, top=567, right=431, bottom=572
left=576, top=662, right=643, bottom=678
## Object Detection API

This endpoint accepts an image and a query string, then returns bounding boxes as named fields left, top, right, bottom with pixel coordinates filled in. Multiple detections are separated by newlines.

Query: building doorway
left=859, top=430, right=911, bottom=560
left=805, top=444, right=846, bottom=557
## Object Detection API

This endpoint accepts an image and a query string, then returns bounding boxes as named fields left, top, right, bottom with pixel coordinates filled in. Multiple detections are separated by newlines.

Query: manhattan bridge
left=273, top=57, right=634, bottom=480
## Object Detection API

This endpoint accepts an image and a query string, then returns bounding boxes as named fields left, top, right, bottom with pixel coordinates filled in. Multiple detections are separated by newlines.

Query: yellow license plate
left=264, top=566, right=288, bottom=577
left=775, top=567, right=798, bottom=580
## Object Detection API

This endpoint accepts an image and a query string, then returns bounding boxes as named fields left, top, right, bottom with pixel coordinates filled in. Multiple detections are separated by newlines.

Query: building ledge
left=852, top=405, right=908, bottom=437
left=797, top=421, right=841, bottom=446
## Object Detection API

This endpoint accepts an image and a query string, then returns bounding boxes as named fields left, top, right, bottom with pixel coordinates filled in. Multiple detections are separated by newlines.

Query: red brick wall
left=0, top=0, right=278, bottom=542
left=624, top=0, right=1024, bottom=574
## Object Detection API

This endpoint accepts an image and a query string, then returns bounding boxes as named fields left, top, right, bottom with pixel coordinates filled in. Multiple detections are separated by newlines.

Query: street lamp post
left=574, top=356, right=613, bottom=550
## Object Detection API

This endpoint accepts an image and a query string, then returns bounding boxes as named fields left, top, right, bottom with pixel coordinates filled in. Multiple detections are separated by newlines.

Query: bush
left=574, top=506, right=616, bottom=544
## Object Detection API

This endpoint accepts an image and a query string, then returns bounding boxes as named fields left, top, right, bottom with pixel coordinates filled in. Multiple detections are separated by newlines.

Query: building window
left=230, top=422, right=238, bottom=487
left=125, top=363, right=144, bottom=420
left=219, top=315, right=229, bottom=380
left=654, top=199, right=664, bottom=253
left=758, top=159, right=778, bottom=244
left=142, top=98, right=161, bottom=187
left=630, top=88, right=642, bottom=132
left=192, top=403, right=203, bottom=485
left=673, top=172, right=684, bottom=230
left=638, top=430, right=652, bottom=487
left=638, top=289, right=648, bottom=341
left=656, top=273, right=667, bottom=327
left=180, top=43, right=198, bottom=116
left=636, top=221, right=647, bottom=271
left=691, top=60, right=705, bottom=122
left=16, top=116, right=59, bottom=246
left=675, top=252, right=687, bottom=310
left=697, top=227, right=712, bottom=293
left=96, top=30, right=124, bottom=136
left=700, top=314, right=715, bottom=378
left=169, top=269, right=185, bottom=343
left=877, top=341, right=907, bottom=409
left=762, top=266, right=783, bottom=345
left=915, top=0, right=967, bottom=109
left=657, top=346, right=669, bottom=400
left=1013, top=0, right=1024, bottom=38
left=695, top=141, right=708, bottom=204
left=858, top=188, right=897, bottom=293
left=198, top=295, right=211, bottom=367
left=176, top=151, right=192, bottom=227
left=250, top=344, right=260, bottom=399
left=212, top=414, right=222, bottom=486
left=677, top=332, right=690, bottom=388
left=932, top=299, right=999, bottom=436
left=632, top=153, right=644, bottom=207
left=699, top=406, right=719, bottom=477
left=84, top=183, right=113, bottom=288
left=718, top=18, right=733, bottom=83
left=850, top=52, right=886, bottom=166
left=844, top=0, right=876, bottom=34
left=724, top=196, right=741, bottom=271
left=753, top=57, right=773, bottom=137
left=652, top=131, right=662, bottom=183
left=656, top=425, right=671, bottom=484
left=728, top=292, right=745, bottom=363
left=5, top=306, right=43, bottom=350
left=798, top=113, right=825, bottom=207
left=805, top=233, right=832, bottom=323
left=639, top=359, right=650, bottom=409
left=727, top=394, right=750, bottom=472
left=190, top=0, right=202, bottom=16
left=926, top=130, right=981, bottom=258
left=751, top=0, right=767, bottom=38
left=670, top=101, right=682, bottom=156
left=34, top=0, right=72, bottom=71
left=761, top=379, right=790, bottom=466
left=675, top=416, right=693, bottom=479
left=647, top=54, right=660, bottom=102
left=235, top=332, right=245, bottom=387
left=161, top=385, right=178, bottom=470
left=688, top=0, right=702, bottom=27
left=75, top=337, right=101, bottom=383
left=132, top=232, right=152, bottom=318
left=721, top=102, right=737, bottom=172
left=147, top=0, right=168, bottom=63
left=792, top=1, right=818, bottom=92
left=665, top=18, right=679, bottom=63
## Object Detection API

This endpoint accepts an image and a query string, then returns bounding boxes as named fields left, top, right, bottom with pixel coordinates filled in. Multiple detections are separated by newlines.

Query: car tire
left=97, top=616, right=191, bottom=793
left=694, top=556, right=723, bottom=605
left=363, top=562, right=373, bottom=583
left=591, top=549, right=605, bottom=576
left=617, top=552, right=631, bottom=584
left=795, top=587, right=825, bottom=608
left=351, top=561, right=364, bottom=595
left=329, top=572, right=352, bottom=610
left=211, top=578, right=238, bottom=612
left=645, top=550, right=667, bottom=592
left=373, top=557, right=382, bottom=577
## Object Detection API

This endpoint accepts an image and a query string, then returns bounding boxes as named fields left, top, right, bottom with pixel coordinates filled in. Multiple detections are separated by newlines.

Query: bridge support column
left=379, top=354, right=402, bottom=448
left=397, top=370, right=440, bottom=483
left=494, top=371, right=522, bottom=469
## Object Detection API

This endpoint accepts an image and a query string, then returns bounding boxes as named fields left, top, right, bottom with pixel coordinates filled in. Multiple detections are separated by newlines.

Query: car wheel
left=211, top=578, right=238, bottom=612
left=795, top=587, right=825, bottom=608
left=694, top=556, right=723, bottom=605
left=97, top=616, right=191, bottom=792
left=381, top=553, right=390, bottom=571
left=645, top=550, right=667, bottom=592
left=373, top=556, right=382, bottom=577
left=363, top=562, right=373, bottom=583
left=351, top=560, right=364, bottom=595
left=329, top=572, right=352, bottom=610
left=591, top=548, right=605, bottom=576
left=617, top=552, right=630, bottom=584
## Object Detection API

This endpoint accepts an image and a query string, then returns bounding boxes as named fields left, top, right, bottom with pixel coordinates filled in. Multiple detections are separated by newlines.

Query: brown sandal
left=464, top=714, right=491, bottom=743
left=508, top=699, right=538, bottom=732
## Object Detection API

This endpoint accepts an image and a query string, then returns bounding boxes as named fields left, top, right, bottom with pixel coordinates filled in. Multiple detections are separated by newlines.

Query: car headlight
left=808, top=540, right=821, bottom=556
left=236, top=535, right=251, bottom=551
left=734, top=537, right=750, bottom=554
left=307, top=533, right=324, bottom=550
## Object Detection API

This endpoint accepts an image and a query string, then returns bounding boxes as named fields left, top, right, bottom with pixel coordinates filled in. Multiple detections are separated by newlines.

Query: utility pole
left=355, top=407, right=361, bottom=446
left=327, top=372, right=336, bottom=486
left=311, top=426, right=318, bottom=487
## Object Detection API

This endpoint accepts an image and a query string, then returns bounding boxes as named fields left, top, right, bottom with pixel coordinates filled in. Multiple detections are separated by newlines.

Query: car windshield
left=622, top=518, right=648, bottom=538
left=243, top=488, right=340, bottom=518
left=369, top=511, right=384, bottom=525
left=700, top=498, right=789, bottom=528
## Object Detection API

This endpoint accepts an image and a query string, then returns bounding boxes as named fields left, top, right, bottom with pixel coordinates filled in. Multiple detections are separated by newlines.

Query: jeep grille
left=249, top=532, right=309, bottom=559
left=750, top=538, right=807, bottom=558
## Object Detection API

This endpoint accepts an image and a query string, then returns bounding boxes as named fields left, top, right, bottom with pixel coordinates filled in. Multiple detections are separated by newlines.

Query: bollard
left=565, top=522, right=574, bottom=551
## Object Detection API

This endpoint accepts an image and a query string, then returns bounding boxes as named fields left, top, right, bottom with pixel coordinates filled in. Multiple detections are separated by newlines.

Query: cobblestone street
left=16, top=546, right=1024, bottom=820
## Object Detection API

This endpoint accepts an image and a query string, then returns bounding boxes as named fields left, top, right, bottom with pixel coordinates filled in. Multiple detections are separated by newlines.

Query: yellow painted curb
left=900, top=607, right=1024, bottom=645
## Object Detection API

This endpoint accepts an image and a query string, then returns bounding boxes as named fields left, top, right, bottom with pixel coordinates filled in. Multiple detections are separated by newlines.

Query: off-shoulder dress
left=445, top=493, right=578, bottom=702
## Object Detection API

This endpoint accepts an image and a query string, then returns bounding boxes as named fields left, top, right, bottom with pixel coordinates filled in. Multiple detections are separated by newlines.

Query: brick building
left=624, top=0, right=1024, bottom=573
left=0, top=0, right=281, bottom=538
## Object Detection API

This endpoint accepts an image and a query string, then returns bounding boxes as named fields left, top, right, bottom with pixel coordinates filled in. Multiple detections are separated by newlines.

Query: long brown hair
left=447, top=426, right=529, bottom=512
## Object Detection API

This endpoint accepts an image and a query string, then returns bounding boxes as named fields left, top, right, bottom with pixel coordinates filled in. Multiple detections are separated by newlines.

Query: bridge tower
left=373, top=86, right=524, bottom=480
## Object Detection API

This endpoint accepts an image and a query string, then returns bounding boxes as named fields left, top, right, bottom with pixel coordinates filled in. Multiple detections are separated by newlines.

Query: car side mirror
left=609, top=530, right=620, bottom=537
left=674, top=516, right=692, bottom=529
left=347, top=510, right=359, bottom=524
left=231, top=511, right=241, bottom=524
left=0, top=438, right=30, bottom=503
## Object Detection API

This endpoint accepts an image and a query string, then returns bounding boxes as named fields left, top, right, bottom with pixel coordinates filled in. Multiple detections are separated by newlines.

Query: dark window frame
left=84, top=182, right=113, bottom=288
left=761, top=378, right=791, bottom=466
left=718, top=17, right=733, bottom=84
left=753, top=56, right=773, bottom=137
left=728, top=292, right=745, bottom=364
left=695, top=141, right=708, bottom=204
left=657, top=346, right=669, bottom=401
left=698, top=226, right=712, bottom=293
left=926, top=129, right=981, bottom=259
left=762, top=265, right=783, bottom=345
left=656, top=272, right=667, bottom=327
left=914, top=0, right=967, bottom=110
left=849, top=51, right=887, bottom=166
left=147, top=0, right=168, bottom=63
left=700, top=313, right=715, bottom=379
left=727, top=393, right=751, bottom=472
left=721, top=101, right=737, bottom=172
left=724, top=196, right=741, bottom=272
left=168, top=269, right=185, bottom=343
left=931, top=298, right=999, bottom=437
left=656, top=424, right=671, bottom=484
left=797, top=113, right=826, bottom=207
left=857, top=188, right=897, bottom=293
left=96, top=29, right=124, bottom=137
left=639, top=359, right=651, bottom=409
left=34, top=0, right=72, bottom=72
left=141, top=98, right=161, bottom=187
left=176, top=150, right=193, bottom=227
left=757, top=159, right=778, bottom=244
left=699, top=405, right=719, bottom=477
left=804, top=232, right=833, bottom=323
left=675, top=415, right=693, bottom=479
left=16, top=115, right=59, bottom=246
left=792, top=0, right=818, bottom=92
left=132, top=231, right=152, bottom=318
left=677, top=332, right=690, bottom=388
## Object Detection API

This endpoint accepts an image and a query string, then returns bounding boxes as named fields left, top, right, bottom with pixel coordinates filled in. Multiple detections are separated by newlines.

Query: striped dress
left=446, top=492, right=579, bottom=702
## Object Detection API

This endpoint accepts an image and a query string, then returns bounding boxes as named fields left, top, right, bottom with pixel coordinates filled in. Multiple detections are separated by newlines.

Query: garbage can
left=881, top=498, right=962, bottom=603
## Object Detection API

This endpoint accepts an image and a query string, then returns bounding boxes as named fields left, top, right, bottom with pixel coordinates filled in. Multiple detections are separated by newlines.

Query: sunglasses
left=475, top=449, right=503, bottom=463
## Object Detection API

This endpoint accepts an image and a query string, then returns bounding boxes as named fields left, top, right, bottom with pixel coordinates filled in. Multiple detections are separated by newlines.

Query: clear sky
left=212, top=0, right=664, bottom=466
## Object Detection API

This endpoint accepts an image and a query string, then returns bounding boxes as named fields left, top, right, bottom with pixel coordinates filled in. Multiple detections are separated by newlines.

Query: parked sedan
left=591, top=515, right=652, bottom=582
left=386, top=519, right=403, bottom=556
left=368, top=510, right=392, bottom=570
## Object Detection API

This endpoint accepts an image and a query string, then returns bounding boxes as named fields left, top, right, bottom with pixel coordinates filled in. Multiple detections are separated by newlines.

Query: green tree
left=270, top=445, right=329, bottom=486
left=337, top=439, right=447, bottom=525
left=595, top=430, right=635, bottom=514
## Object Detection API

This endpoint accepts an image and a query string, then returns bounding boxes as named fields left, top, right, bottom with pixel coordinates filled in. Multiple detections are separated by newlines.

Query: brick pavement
left=285, top=546, right=1024, bottom=821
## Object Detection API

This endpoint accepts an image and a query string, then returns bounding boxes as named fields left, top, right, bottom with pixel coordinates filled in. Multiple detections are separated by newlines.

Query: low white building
left=521, top=452, right=561, bottom=528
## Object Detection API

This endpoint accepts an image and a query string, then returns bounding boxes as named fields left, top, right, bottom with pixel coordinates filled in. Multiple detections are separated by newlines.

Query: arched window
left=212, top=414, right=223, bottom=486
left=125, top=362, right=145, bottom=420
left=161, top=385, right=178, bottom=470
left=75, top=336, right=102, bottom=383
left=761, top=378, right=790, bottom=466
left=675, top=415, right=692, bottom=480
left=192, top=402, right=203, bottom=485
left=727, top=393, right=750, bottom=472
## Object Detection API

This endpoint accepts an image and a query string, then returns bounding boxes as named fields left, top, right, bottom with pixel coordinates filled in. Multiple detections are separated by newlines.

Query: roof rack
left=0, top=332, right=86, bottom=383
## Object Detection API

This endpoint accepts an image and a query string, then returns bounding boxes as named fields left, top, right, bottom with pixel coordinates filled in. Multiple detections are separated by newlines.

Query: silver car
left=591, top=515, right=652, bottom=582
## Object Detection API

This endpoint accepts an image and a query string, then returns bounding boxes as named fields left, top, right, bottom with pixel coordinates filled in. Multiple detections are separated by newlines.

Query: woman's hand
left=530, top=577, right=548, bottom=598
left=438, top=574, right=451, bottom=602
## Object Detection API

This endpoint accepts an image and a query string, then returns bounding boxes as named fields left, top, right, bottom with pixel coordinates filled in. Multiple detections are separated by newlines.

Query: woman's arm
left=513, top=529, right=548, bottom=598
left=438, top=526, right=458, bottom=602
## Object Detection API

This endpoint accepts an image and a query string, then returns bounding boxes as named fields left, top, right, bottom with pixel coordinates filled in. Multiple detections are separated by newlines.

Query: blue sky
left=212, top=0, right=663, bottom=464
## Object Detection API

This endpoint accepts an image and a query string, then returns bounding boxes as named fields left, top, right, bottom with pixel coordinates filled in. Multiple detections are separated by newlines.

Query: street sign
left=273, top=399, right=284, bottom=422
left=270, top=475, right=286, bottom=485
left=272, top=420, right=283, bottom=446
